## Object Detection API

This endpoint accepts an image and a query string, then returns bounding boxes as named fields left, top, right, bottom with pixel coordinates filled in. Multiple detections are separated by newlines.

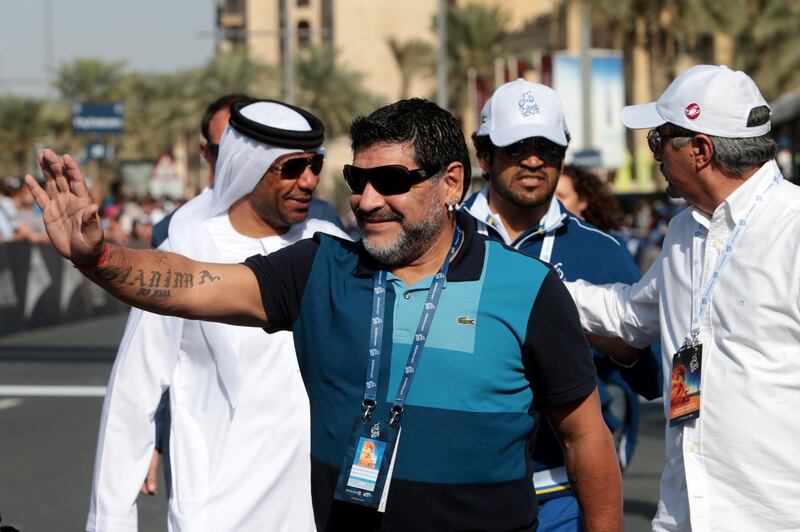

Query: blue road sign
left=72, top=102, right=124, bottom=135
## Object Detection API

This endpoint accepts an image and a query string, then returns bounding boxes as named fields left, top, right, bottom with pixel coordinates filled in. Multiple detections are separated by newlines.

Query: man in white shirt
left=86, top=100, right=349, bottom=532
left=567, top=65, right=800, bottom=531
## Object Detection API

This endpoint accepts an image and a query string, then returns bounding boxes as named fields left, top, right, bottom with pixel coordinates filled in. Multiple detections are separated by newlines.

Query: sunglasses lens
left=647, top=130, right=659, bottom=153
left=343, top=165, right=420, bottom=196
left=208, top=142, right=220, bottom=159
left=501, top=139, right=564, bottom=161
left=309, top=154, right=324, bottom=175
left=278, top=155, right=324, bottom=179
left=371, top=167, right=414, bottom=195
left=343, top=165, right=367, bottom=193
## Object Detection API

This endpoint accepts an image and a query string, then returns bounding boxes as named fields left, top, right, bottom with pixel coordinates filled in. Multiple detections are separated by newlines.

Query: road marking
left=0, top=385, right=106, bottom=397
left=0, top=398, right=23, bottom=410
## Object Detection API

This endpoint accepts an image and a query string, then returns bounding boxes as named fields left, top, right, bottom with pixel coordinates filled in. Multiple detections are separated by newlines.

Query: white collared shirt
left=567, top=160, right=800, bottom=531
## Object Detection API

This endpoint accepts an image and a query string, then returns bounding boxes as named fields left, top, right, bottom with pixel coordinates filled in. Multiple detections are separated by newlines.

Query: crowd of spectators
left=0, top=176, right=50, bottom=244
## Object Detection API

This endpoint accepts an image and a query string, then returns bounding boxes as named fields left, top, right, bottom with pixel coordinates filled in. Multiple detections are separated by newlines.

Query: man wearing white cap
left=464, top=78, right=660, bottom=531
left=86, top=100, right=349, bottom=532
left=567, top=65, right=800, bottom=530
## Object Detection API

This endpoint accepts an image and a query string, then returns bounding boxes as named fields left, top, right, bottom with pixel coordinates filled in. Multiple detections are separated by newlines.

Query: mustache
left=514, top=169, right=548, bottom=180
left=354, top=206, right=403, bottom=223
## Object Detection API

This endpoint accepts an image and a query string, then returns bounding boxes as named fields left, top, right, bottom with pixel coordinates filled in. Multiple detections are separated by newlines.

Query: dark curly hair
left=560, top=165, right=624, bottom=232
left=350, top=98, right=472, bottom=200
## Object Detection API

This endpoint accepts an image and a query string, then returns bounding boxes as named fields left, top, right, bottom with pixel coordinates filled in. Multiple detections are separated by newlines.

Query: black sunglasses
left=270, top=153, right=324, bottom=179
left=342, top=164, right=438, bottom=195
left=499, top=138, right=566, bottom=163
left=647, top=129, right=695, bottom=154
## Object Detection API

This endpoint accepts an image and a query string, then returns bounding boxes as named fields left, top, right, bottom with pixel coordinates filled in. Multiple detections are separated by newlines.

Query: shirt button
left=403, top=291, right=411, bottom=299
left=687, top=443, right=699, bottom=454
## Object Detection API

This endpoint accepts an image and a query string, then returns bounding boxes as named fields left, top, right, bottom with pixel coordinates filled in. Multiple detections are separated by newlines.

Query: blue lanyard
left=362, top=226, right=463, bottom=425
left=687, top=171, right=782, bottom=345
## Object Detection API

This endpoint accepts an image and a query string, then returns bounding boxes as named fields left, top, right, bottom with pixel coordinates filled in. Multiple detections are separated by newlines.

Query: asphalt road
left=0, top=314, right=664, bottom=531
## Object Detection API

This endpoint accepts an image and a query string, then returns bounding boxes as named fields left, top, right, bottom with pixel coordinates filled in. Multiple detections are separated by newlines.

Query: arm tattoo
left=96, top=265, right=222, bottom=299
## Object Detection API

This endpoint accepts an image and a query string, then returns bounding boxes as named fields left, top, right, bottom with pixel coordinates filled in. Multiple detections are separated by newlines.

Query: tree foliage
left=386, top=37, right=434, bottom=99
left=0, top=96, right=46, bottom=175
left=437, top=2, right=510, bottom=111
left=295, top=44, right=380, bottom=138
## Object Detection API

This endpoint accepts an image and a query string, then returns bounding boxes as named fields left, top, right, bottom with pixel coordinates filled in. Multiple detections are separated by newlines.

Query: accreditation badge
left=669, top=343, right=702, bottom=426
left=334, top=418, right=401, bottom=512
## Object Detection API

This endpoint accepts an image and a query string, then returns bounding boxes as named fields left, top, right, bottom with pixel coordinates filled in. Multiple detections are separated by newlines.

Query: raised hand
left=25, top=149, right=105, bottom=265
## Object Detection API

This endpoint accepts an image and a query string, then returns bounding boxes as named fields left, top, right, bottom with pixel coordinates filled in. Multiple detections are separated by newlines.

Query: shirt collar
left=462, top=186, right=567, bottom=245
left=354, top=210, right=484, bottom=281
left=723, top=159, right=781, bottom=224
left=689, top=160, right=781, bottom=229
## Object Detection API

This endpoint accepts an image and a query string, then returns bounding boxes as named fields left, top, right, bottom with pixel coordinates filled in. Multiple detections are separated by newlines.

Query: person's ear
left=439, top=161, right=464, bottom=206
left=692, top=135, right=714, bottom=171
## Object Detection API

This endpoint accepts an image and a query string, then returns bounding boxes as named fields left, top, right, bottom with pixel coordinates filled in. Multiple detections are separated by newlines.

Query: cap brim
left=620, top=102, right=666, bottom=130
left=489, top=124, right=568, bottom=147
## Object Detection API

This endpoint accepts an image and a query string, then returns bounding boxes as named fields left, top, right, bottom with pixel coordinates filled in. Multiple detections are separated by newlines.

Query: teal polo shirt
left=243, top=212, right=596, bottom=531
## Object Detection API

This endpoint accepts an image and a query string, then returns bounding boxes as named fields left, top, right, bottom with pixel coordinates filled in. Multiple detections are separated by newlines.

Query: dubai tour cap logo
left=685, top=102, right=701, bottom=120
left=518, top=91, right=540, bottom=118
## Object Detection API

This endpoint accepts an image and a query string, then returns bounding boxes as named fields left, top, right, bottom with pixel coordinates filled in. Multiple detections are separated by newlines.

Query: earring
left=447, top=203, right=456, bottom=213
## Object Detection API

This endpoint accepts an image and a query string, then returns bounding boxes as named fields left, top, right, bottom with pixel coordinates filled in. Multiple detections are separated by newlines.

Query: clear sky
left=0, top=0, right=216, bottom=98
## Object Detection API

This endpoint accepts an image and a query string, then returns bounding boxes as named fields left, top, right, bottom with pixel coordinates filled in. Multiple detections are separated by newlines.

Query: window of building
left=297, top=20, right=311, bottom=48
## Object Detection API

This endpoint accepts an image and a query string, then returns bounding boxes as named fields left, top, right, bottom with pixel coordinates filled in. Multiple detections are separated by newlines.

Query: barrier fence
left=0, top=242, right=126, bottom=336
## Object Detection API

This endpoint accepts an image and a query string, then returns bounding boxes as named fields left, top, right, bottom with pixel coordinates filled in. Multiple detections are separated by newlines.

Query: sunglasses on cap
left=270, top=153, right=325, bottom=179
left=646, top=128, right=696, bottom=154
left=342, top=164, right=439, bottom=195
left=498, top=138, right=566, bottom=163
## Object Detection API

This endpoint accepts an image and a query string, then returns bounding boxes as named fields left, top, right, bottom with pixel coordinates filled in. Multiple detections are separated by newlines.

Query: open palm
left=25, top=149, right=105, bottom=265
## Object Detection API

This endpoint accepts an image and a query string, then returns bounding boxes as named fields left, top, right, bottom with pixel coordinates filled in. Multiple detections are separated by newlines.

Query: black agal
left=229, top=100, right=325, bottom=149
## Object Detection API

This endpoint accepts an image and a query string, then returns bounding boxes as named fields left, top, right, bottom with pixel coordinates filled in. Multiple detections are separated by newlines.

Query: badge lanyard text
left=687, top=172, right=782, bottom=345
left=362, top=226, right=463, bottom=425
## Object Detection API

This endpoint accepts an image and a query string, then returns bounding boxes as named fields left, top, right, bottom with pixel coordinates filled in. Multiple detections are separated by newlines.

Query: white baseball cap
left=478, top=78, right=569, bottom=147
left=620, top=65, right=770, bottom=138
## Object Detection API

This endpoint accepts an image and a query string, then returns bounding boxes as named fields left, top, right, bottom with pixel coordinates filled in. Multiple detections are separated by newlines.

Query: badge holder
left=669, top=342, right=702, bottom=427
left=334, top=403, right=402, bottom=512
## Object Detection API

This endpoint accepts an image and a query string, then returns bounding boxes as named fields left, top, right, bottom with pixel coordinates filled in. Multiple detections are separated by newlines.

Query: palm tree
left=0, top=96, right=46, bottom=175
left=54, top=58, right=127, bottom=102
left=196, top=50, right=279, bottom=100
left=440, top=2, right=510, bottom=111
left=386, top=37, right=434, bottom=99
left=295, top=44, right=380, bottom=138
left=729, top=0, right=800, bottom=100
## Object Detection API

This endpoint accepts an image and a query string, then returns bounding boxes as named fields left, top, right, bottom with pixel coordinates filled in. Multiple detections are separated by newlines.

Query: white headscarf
left=165, top=101, right=322, bottom=409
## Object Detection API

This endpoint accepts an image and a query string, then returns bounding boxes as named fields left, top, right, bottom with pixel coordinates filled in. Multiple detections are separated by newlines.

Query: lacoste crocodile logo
left=457, top=316, right=476, bottom=326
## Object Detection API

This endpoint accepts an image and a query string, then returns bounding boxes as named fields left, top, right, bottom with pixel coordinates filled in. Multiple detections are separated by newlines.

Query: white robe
left=86, top=214, right=348, bottom=532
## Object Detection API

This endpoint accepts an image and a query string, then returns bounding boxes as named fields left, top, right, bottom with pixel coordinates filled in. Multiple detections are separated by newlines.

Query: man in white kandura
left=86, top=100, right=348, bottom=532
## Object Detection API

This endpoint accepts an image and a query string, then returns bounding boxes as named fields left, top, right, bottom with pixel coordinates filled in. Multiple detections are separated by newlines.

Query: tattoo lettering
left=164, top=269, right=172, bottom=288
left=153, top=289, right=171, bottom=298
left=172, top=272, right=193, bottom=288
left=148, top=271, right=161, bottom=287
left=128, top=270, right=146, bottom=287
left=119, top=266, right=133, bottom=284
left=136, top=288, right=151, bottom=296
left=199, top=270, right=221, bottom=284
